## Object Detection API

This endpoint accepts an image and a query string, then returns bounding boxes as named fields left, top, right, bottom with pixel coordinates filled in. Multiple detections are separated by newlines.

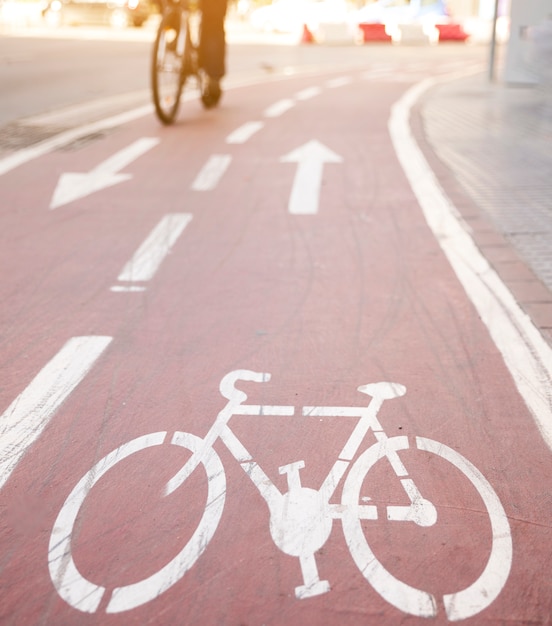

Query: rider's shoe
left=201, top=74, right=222, bottom=109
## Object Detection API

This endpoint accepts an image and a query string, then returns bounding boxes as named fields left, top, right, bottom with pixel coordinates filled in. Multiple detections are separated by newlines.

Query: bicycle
left=49, top=370, right=513, bottom=621
left=151, top=0, right=220, bottom=125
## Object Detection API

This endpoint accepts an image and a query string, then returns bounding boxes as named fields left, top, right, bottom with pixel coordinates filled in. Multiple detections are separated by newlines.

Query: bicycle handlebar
left=219, top=370, right=295, bottom=416
left=219, top=371, right=406, bottom=416
left=357, top=382, right=406, bottom=400
left=219, top=369, right=270, bottom=399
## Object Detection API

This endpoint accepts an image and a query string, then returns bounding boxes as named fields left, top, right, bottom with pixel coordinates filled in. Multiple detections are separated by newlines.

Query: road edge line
left=390, top=72, right=552, bottom=450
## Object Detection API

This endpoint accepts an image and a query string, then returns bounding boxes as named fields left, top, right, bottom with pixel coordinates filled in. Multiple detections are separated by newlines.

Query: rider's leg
left=199, top=0, right=228, bottom=107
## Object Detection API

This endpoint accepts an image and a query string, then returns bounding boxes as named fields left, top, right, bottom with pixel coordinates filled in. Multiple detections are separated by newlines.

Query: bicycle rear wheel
left=151, top=8, right=187, bottom=125
left=48, top=431, right=226, bottom=613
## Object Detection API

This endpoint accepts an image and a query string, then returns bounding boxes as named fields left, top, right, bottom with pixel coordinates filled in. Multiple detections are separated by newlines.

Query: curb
left=411, top=85, right=552, bottom=348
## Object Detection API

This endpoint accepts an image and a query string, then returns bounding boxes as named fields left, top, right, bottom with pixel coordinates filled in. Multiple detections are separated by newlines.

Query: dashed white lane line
left=110, top=286, right=147, bottom=293
left=191, top=154, right=232, bottom=191
left=295, top=86, right=323, bottom=101
left=390, top=72, right=552, bottom=451
left=264, top=98, right=295, bottom=118
left=111, top=213, right=192, bottom=290
left=257, top=78, right=349, bottom=125
left=326, top=76, right=353, bottom=88
left=0, top=336, right=112, bottom=490
left=0, top=70, right=357, bottom=178
left=226, top=121, right=265, bottom=144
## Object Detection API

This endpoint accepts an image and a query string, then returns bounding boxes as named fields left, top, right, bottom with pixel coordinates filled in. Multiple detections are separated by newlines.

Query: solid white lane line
left=0, top=336, right=112, bottom=490
left=115, top=213, right=192, bottom=284
left=21, top=90, right=151, bottom=128
left=226, top=121, right=264, bottom=144
left=295, top=86, right=322, bottom=101
left=191, top=154, right=232, bottom=191
left=264, top=99, right=295, bottom=118
left=0, top=106, right=154, bottom=178
left=390, top=72, right=552, bottom=450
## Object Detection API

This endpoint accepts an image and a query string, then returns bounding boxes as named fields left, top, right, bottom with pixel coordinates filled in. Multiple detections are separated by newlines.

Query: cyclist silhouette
left=199, top=0, right=228, bottom=107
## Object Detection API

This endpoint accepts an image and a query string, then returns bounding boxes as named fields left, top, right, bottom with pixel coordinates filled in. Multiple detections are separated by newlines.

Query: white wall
left=504, top=0, right=552, bottom=83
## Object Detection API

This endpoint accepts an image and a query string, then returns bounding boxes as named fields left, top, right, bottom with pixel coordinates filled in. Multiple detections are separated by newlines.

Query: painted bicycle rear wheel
left=48, top=431, right=226, bottom=613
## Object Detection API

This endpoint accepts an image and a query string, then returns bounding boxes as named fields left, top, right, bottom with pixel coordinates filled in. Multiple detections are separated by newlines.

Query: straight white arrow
left=281, top=140, right=343, bottom=215
left=50, top=137, right=160, bottom=209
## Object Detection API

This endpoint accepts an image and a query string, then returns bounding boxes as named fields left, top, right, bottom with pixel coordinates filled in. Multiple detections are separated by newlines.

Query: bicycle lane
left=1, top=62, right=552, bottom=625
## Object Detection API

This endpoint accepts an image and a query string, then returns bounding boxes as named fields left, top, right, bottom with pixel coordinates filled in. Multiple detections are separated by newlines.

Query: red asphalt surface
left=1, top=59, right=552, bottom=625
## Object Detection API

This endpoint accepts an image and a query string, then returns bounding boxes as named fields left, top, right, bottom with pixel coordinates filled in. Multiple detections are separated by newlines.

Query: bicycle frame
left=164, top=370, right=435, bottom=599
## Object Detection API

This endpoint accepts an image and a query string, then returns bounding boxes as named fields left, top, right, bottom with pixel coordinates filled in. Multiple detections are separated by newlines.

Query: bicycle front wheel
left=151, top=9, right=186, bottom=125
left=341, top=436, right=512, bottom=621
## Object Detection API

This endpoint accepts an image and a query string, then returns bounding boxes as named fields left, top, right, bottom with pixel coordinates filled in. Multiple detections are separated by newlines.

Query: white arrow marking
left=281, top=140, right=343, bottom=215
left=50, top=137, right=160, bottom=209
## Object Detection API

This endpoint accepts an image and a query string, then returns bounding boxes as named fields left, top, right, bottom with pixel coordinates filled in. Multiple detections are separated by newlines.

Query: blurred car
left=352, top=0, right=449, bottom=26
left=42, top=0, right=154, bottom=27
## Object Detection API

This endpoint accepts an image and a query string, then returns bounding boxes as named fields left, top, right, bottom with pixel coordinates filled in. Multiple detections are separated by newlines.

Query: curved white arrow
left=281, top=140, right=343, bottom=215
left=50, top=137, right=160, bottom=209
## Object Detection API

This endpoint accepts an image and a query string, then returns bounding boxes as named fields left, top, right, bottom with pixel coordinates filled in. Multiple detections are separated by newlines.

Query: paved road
left=1, top=38, right=552, bottom=625
left=0, top=20, right=331, bottom=144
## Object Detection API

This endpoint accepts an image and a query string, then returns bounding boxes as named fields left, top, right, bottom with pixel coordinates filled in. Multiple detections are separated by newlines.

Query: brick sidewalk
left=416, top=72, right=552, bottom=346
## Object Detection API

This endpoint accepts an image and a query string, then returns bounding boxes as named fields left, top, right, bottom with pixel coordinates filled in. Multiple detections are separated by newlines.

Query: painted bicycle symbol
left=49, top=370, right=512, bottom=620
